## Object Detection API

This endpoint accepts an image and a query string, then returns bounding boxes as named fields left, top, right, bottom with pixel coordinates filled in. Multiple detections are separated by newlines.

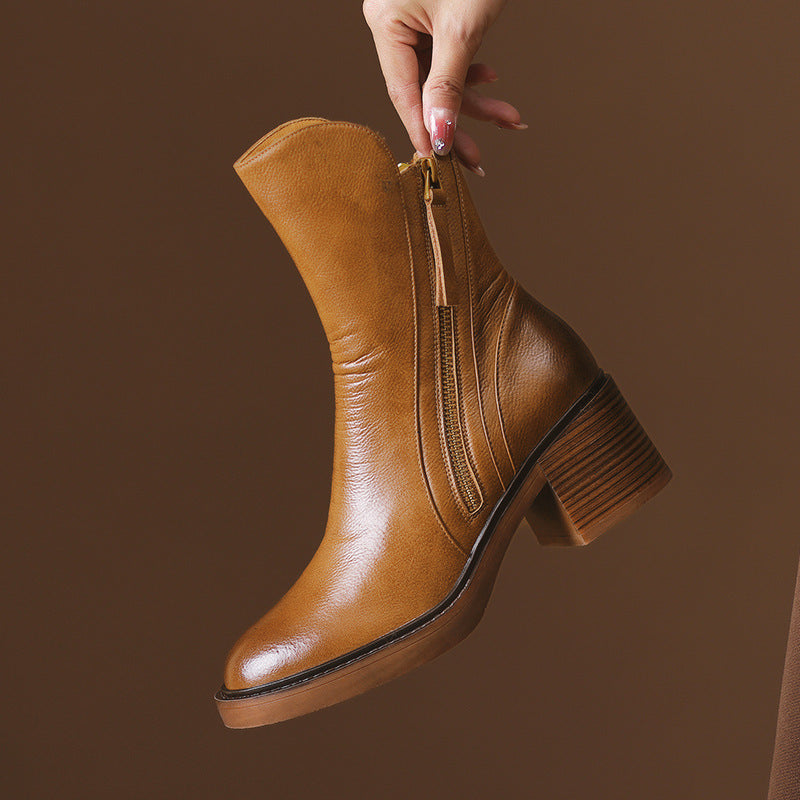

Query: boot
left=215, top=117, right=671, bottom=727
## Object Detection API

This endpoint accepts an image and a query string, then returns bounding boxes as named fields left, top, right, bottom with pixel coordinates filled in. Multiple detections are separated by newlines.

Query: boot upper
left=222, top=119, right=598, bottom=692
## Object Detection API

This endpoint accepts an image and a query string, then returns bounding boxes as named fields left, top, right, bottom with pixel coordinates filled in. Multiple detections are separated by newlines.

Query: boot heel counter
left=496, top=281, right=600, bottom=470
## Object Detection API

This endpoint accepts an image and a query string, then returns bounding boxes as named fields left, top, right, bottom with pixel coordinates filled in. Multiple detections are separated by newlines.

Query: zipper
left=399, top=156, right=482, bottom=514
left=437, top=303, right=482, bottom=513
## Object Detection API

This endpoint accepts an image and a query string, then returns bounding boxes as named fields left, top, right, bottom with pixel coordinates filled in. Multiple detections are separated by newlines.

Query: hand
left=363, top=0, right=526, bottom=175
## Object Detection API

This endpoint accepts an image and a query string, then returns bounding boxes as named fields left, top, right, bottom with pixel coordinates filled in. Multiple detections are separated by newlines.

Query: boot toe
left=222, top=626, right=318, bottom=692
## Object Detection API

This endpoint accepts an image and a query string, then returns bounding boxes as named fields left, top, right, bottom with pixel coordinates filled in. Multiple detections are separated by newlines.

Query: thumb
left=422, top=31, right=478, bottom=155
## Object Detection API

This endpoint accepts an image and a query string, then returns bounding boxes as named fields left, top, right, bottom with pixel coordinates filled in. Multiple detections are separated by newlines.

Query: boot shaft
left=234, top=119, right=420, bottom=366
left=233, top=119, right=511, bottom=354
left=234, top=118, right=598, bottom=548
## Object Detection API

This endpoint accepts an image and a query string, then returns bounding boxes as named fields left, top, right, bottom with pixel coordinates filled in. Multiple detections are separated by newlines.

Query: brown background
left=4, top=2, right=799, bottom=798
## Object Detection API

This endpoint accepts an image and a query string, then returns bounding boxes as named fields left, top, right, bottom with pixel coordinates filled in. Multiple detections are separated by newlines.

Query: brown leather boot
left=215, top=118, right=671, bottom=727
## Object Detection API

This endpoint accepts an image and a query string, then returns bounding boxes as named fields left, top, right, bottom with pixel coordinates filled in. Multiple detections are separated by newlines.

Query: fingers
left=365, top=11, right=431, bottom=156
left=377, top=42, right=431, bottom=156
left=450, top=83, right=528, bottom=177
left=453, top=127, right=485, bottom=177
left=422, top=27, right=481, bottom=156
left=460, top=86, right=527, bottom=130
left=364, top=0, right=523, bottom=169
left=465, top=62, right=499, bottom=87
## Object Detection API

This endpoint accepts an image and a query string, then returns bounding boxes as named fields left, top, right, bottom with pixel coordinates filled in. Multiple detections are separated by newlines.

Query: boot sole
left=214, top=373, right=671, bottom=727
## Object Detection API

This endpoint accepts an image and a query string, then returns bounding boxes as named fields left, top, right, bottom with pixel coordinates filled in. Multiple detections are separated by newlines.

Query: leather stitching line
left=235, top=121, right=368, bottom=168
left=495, top=278, right=518, bottom=474
left=452, top=162, right=506, bottom=492
left=450, top=307, right=485, bottom=515
left=426, top=191, right=475, bottom=528
left=449, top=164, right=489, bottom=509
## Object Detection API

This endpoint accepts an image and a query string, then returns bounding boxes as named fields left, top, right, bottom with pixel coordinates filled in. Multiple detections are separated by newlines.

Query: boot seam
left=235, top=120, right=370, bottom=169
left=435, top=304, right=485, bottom=520
left=235, top=121, right=331, bottom=167
left=234, top=117, right=328, bottom=167
left=452, top=161, right=507, bottom=491
left=495, top=278, right=519, bottom=474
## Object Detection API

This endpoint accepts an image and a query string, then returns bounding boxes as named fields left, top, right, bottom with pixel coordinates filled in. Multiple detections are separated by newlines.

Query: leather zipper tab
left=398, top=155, right=449, bottom=304
left=421, top=156, right=438, bottom=202
left=418, top=157, right=450, bottom=307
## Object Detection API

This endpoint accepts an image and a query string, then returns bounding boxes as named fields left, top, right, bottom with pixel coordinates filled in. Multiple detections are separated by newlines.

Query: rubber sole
left=214, top=373, right=671, bottom=728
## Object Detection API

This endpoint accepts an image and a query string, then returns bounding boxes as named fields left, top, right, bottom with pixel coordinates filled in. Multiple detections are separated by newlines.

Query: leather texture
left=222, top=118, right=599, bottom=691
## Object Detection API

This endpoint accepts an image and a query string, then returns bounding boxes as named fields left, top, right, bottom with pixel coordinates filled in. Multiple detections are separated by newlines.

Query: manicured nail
left=465, top=162, right=486, bottom=177
left=429, top=108, right=455, bottom=155
left=495, top=121, right=529, bottom=131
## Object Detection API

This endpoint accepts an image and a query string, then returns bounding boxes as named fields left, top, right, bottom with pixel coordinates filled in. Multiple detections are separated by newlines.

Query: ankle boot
left=215, top=117, right=671, bottom=727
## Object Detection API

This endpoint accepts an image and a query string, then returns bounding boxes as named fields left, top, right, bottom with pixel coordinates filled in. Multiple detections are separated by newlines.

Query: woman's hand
left=363, top=0, right=525, bottom=175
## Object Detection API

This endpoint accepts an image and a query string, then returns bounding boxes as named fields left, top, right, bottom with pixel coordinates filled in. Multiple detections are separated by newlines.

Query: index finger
left=369, top=31, right=431, bottom=156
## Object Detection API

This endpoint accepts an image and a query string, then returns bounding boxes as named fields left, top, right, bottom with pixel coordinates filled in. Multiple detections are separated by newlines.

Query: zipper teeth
left=438, top=306, right=481, bottom=513
left=415, top=157, right=482, bottom=513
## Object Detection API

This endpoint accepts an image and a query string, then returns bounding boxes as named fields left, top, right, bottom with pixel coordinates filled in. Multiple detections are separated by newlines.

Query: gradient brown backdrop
left=4, top=2, right=799, bottom=798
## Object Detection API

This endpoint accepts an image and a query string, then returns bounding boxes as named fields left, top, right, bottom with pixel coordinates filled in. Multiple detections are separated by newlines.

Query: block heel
left=525, top=375, right=671, bottom=546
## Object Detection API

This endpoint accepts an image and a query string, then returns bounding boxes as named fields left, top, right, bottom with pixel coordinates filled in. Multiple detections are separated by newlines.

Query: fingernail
left=495, top=121, right=529, bottom=131
left=465, top=162, right=486, bottom=177
left=429, top=108, right=455, bottom=155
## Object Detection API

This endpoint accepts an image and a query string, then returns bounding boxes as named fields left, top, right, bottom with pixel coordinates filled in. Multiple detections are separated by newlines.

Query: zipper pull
left=421, top=156, right=438, bottom=202
left=419, top=157, right=449, bottom=307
